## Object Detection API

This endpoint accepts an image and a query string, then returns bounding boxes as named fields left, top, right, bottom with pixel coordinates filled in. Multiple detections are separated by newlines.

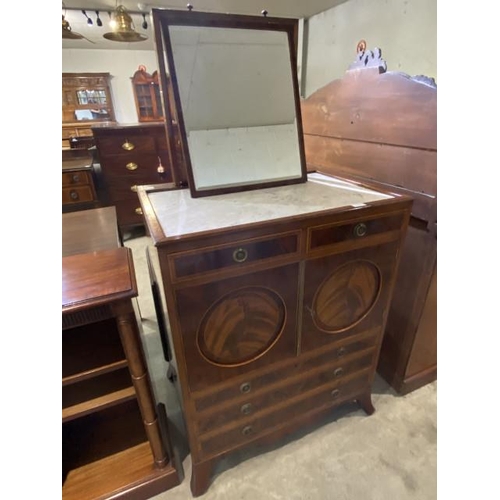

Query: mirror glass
left=167, top=24, right=306, bottom=195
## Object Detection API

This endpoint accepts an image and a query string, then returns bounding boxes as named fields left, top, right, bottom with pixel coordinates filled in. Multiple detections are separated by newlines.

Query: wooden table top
left=62, top=206, right=120, bottom=257
left=62, top=247, right=137, bottom=313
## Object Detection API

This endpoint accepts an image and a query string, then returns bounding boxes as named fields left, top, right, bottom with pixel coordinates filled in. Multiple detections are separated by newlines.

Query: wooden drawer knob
left=353, top=223, right=367, bottom=237
left=71, top=173, right=80, bottom=183
left=240, top=382, right=251, bottom=394
left=334, top=367, right=344, bottom=378
left=122, top=140, right=135, bottom=151
left=126, top=162, right=138, bottom=171
left=69, top=190, right=79, bottom=201
left=242, top=425, right=253, bottom=436
left=233, top=247, right=248, bottom=263
left=240, top=403, right=253, bottom=415
left=135, top=207, right=143, bottom=215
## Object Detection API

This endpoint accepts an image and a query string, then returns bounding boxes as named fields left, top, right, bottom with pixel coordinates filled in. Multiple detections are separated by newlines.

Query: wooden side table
left=62, top=210, right=181, bottom=499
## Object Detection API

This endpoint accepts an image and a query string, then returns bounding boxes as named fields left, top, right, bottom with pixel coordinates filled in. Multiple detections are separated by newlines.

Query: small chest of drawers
left=62, top=154, right=99, bottom=212
left=92, top=123, right=174, bottom=231
left=139, top=173, right=413, bottom=496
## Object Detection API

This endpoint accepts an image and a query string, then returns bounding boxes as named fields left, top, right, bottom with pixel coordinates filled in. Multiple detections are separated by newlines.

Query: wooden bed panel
left=301, top=68, right=436, bottom=151
left=304, top=136, right=436, bottom=222
left=301, top=47, right=437, bottom=394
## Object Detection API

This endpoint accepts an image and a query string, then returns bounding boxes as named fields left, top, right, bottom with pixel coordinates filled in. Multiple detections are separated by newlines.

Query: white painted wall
left=304, top=0, right=437, bottom=97
left=62, top=49, right=159, bottom=123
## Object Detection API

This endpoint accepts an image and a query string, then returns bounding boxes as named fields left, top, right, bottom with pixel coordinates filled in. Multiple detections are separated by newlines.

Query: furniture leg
left=357, top=392, right=375, bottom=415
left=190, top=458, right=215, bottom=497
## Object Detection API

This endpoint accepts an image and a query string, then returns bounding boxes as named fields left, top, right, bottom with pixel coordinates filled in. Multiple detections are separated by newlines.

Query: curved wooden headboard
left=300, top=46, right=437, bottom=394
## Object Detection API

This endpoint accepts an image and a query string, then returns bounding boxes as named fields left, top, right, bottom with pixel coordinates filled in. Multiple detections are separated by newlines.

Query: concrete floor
left=125, top=232, right=437, bottom=500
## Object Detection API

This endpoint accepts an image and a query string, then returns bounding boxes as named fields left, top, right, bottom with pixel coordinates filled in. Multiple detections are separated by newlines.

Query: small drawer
left=77, top=128, right=93, bottom=137
left=96, top=135, right=156, bottom=157
left=62, top=170, right=91, bottom=187
left=199, top=371, right=370, bottom=457
left=99, top=154, right=160, bottom=177
left=172, top=232, right=299, bottom=279
left=62, top=186, right=95, bottom=205
left=197, top=350, right=374, bottom=435
left=309, top=213, right=404, bottom=250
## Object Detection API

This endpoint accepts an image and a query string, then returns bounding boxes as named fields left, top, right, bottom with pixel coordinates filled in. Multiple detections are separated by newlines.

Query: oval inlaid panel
left=197, top=287, right=286, bottom=366
left=313, top=260, right=381, bottom=332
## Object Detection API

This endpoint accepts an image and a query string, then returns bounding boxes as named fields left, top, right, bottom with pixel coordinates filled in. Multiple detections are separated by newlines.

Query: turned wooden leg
left=190, top=458, right=215, bottom=497
left=357, top=392, right=375, bottom=415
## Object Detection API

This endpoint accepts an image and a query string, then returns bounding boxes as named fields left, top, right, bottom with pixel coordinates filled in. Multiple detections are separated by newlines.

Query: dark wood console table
left=62, top=207, right=181, bottom=500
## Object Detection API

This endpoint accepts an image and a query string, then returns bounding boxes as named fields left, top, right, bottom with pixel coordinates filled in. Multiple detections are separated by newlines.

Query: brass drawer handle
left=336, top=347, right=347, bottom=358
left=126, top=162, right=138, bottom=171
left=130, top=185, right=138, bottom=192
left=69, top=190, right=79, bottom=201
left=353, top=222, right=367, bottom=237
left=242, top=425, right=253, bottom=436
left=122, top=140, right=135, bottom=151
left=240, top=403, right=253, bottom=415
left=334, top=367, right=344, bottom=378
left=233, top=247, right=248, bottom=263
left=331, top=389, right=340, bottom=399
left=71, top=174, right=80, bottom=183
left=240, top=382, right=251, bottom=394
left=135, top=207, right=143, bottom=215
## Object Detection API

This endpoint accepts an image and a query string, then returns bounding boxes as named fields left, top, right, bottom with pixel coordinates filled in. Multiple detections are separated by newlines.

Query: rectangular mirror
left=153, top=10, right=307, bottom=197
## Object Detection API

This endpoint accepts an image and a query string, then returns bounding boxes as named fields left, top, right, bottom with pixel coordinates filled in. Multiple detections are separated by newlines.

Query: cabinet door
left=301, top=241, right=400, bottom=352
left=174, top=264, right=299, bottom=392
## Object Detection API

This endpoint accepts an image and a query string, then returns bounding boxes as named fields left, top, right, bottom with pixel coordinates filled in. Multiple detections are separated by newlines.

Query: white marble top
left=148, top=173, right=394, bottom=240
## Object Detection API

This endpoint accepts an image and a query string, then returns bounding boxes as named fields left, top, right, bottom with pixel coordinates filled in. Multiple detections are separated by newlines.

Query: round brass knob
left=135, top=207, right=143, bottom=215
left=331, top=389, right=340, bottom=399
left=242, top=425, right=253, bottom=436
left=126, top=162, right=138, bottom=171
left=240, top=382, right=251, bottom=394
left=353, top=223, right=367, bottom=237
left=233, top=247, right=248, bottom=263
left=71, top=174, right=80, bottom=183
left=122, top=140, right=135, bottom=151
left=130, top=185, right=138, bottom=192
left=240, top=403, right=253, bottom=415
left=69, top=190, right=79, bottom=200
left=334, top=367, right=344, bottom=378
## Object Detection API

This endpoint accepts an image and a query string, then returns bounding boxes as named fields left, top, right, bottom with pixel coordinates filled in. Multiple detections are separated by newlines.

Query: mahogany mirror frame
left=152, top=8, right=308, bottom=198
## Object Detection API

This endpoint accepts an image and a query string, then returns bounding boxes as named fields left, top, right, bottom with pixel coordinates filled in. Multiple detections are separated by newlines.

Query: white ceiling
left=62, top=0, right=348, bottom=50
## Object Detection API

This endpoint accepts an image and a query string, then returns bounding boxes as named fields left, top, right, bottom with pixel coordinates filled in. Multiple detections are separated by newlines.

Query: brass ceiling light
left=62, top=13, right=83, bottom=39
left=62, top=3, right=94, bottom=43
left=103, top=5, right=147, bottom=42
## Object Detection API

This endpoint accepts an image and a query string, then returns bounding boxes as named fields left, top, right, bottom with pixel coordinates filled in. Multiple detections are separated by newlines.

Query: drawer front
left=196, top=349, right=375, bottom=435
left=113, top=199, right=145, bottom=227
left=62, top=186, right=95, bottom=204
left=96, top=135, right=157, bottom=157
left=104, top=174, right=164, bottom=202
left=199, top=371, right=370, bottom=457
left=100, top=154, right=161, bottom=177
left=193, top=328, right=378, bottom=412
left=308, top=213, right=404, bottom=251
left=172, top=232, right=299, bottom=280
left=62, top=171, right=91, bottom=187
left=76, top=128, right=93, bottom=137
